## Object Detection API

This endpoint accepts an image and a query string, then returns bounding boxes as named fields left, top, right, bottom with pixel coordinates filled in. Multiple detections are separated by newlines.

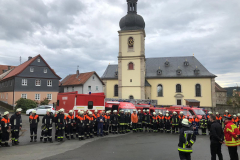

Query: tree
left=40, top=98, right=50, bottom=105
left=15, top=98, right=38, bottom=112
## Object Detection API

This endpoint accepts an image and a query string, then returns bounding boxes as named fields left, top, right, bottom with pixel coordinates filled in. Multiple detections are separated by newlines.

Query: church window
left=176, top=84, right=181, bottom=93
left=196, top=84, right=201, bottom=97
left=157, top=84, right=163, bottom=97
left=129, top=95, right=134, bottom=99
left=114, top=85, right=118, bottom=97
left=128, top=62, right=134, bottom=70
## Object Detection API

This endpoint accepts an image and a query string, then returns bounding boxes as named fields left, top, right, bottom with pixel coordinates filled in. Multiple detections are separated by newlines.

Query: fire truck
left=56, top=92, right=105, bottom=115
left=105, top=101, right=136, bottom=113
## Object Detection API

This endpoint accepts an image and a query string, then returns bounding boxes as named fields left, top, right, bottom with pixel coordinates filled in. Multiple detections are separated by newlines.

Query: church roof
left=101, top=56, right=216, bottom=79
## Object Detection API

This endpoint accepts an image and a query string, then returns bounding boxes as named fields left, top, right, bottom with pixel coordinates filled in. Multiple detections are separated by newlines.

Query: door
left=177, top=99, right=182, bottom=105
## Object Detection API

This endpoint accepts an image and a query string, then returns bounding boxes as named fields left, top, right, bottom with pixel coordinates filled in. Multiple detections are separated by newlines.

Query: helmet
left=113, top=110, right=117, bottom=113
left=138, top=110, right=141, bottom=112
left=160, top=112, right=162, bottom=115
left=128, top=110, right=130, bottom=113
left=94, top=110, right=98, bottom=113
left=133, top=109, right=136, bottom=112
left=166, top=110, right=169, bottom=113
left=4, top=111, right=9, bottom=116
left=208, top=111, right=212, bottom=114
left=16, top=108, right=22, bottom=112
left=80, top=111, right=84, bottom=114
left=153, top=112, right=156, bottom=115
left=182, top=119, right=189, bottom=125
left=56, top=111, right=59, bottom=114
left=173, top=111, right=177, bottom=114
left=233, top=115, right=236, bottom=117
left=216, top=112, right=219, bottom=114
left=166, top=113, right=169, bottom=116
left=237, top=113, right=240, bottom=116
left=225, top=110, right=228, bottom=112
left=69, top=110, right=73, bottom=113
left=84, top=109, right=87, bottom=112
left=180, top=111, right=183, bottom=114
left=143, top=109, right=145, bottom=112
left=89, top=111, right=93, bottom=115
left=146, top=109, right=149, bottom=112
left=121, top=110, right=124, bottom=112
left=47, top=109, right=51, bottom=112
left=32, top=110, right=36, bottom=114
left=78, top=110, right=81, bottom=113
left=59, top=109, right=64, bottom=112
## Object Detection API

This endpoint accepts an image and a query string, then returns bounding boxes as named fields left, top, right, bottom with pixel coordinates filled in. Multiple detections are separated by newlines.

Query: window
left=114, top=85, right=118, bottom=97
left=196, top=84, right=201, bottom=97
left=157, top=84, right=163, bottom=97
left=22, top=79, right=27, bottom=86
left=6, top=93, right=8, bottom=99
left=38, top=59, right=40, bottom=62
left=30, top=67, right=34, bottom=72
left=72, top=86, right=74, bottom=91
left=130, top=79, right=132, bottom=82
left=176, top=84, right=181, bottom=92
left=35, top=80, right=41, bottom=86
left=128, top=37, right=134, bottom=48
left=93, top=76, right=95, bottom=80
left=128, top=62, right=134, bottom=70
left=129, top=95, right=134, bottom=99
left=47, top=94, right=52, bottom=100
left=177, top=99, right=181, bottom=105
left=44, top=68, right=47, bottom=73
left=47, top=80, right=52, bottom=86
left=96, top=86, right=98, bottom=91
left=88, top=86, right=91, bottom=91
left=88, top=101, right=93, bottom=109
left=35, top=94, right=40, bottom=100
left=21, top=94, right=27, bottom=99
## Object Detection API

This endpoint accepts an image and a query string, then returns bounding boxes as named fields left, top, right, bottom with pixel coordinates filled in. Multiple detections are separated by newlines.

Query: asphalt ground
left=0, top=106, right=240, bottom=160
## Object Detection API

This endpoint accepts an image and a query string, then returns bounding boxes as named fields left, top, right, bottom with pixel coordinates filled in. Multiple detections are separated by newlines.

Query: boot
left=14, top=141, right=18, bottom=145
left=30, top=139, right=33, bottom=142
left=71, top=135, right=75, bottom=139
left=81, top=137, right=84, bottom=140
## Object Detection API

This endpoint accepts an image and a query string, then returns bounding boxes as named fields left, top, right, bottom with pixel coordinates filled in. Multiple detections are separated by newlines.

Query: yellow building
left=102, top=0, right=216, bottom=107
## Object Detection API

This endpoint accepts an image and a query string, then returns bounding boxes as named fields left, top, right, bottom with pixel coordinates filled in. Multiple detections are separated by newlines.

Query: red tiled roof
left=2, top=54, right=61, bottom=81
left=215, top=82, right=227, bottom=92
left=0, top=65, right=15, bottom=74
left=60, top=71, right=104, bottom=86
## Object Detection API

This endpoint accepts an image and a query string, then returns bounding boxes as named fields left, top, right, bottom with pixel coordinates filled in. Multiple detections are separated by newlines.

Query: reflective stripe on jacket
left=224, top=121, right=240, bottom=146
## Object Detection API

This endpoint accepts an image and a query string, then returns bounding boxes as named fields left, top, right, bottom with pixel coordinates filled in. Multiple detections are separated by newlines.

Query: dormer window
left=194, top=67, right=200, bottom=75
left=176, top=69, right=182, bottom=75
left=184, top=60, right=189, bottom=66
left=157, top=69, right=162, bottom=75
left=165, top=60, right=170, bottom=67
left=115, top=71, right=118, bottom=77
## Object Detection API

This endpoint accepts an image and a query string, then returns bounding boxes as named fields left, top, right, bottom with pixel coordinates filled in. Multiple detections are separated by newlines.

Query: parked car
left=26, top=105, right=55, bottom=116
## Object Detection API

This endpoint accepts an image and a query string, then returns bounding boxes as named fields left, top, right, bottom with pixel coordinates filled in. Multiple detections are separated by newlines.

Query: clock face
left=128, top=37, right=134, bottom=47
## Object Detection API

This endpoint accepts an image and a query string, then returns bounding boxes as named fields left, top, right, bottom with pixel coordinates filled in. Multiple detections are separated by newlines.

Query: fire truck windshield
left=183, top=111, right=192, bottom=116
left=193, top=109, right=205, bottom=115
left=121, top=109, right=136, bottom=114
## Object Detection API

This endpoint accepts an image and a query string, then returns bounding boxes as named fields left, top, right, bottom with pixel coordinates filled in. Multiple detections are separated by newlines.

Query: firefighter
left=126, top=110, right=131, bottom=133
left=171, top=112, right=179, bottom=134
left=108, top=111, right=112, bottom=133
left=118, top=110, right=126, bottom=134
left=224, top=116, right=240, bottom=160
left=0, top=112, right=2, bottom=146
left=131, top=109, right=138, bottom=132
left=93, top=110, right=99, bottom=135
left=165, top=113, right=171, bottom=133
left=1, top=111, right=11, bottom=147
left=158, top=112, right=165, bottom=133
left=178, top=112, right=185, bottom=131
left=97, top=112, right=105, bottom=137
left=42, top=109, right=54, bottom=143
left=207, top=111, right=213, bottom=133
left=142, top=109, right=146, bottom=131
left=192, top=115, right=200, bottom=135
left=178, top=119, right=196, bottom=160
left=86, top=111, right=94, bottom=138
left=144, top=109, right=151, bottom=132
left=66, top=110, right=75, bottom=140
left=103, top=111, right=110, bottom=135
left=215, top=112, right=222, bottom=125
left=56, top=109, right=66, bottom=142
left=77, top=110, right=85, bottom=140
left=237, top=113, right=240, bottom=127
left=10, top=108, right=22, bottom=146
left=232, top=115, right=238, bottom=125
left=111, top=110, right=118, bottom=134
left=137, top=109, right=143, bottom=132
left=152, top=112, right=158, bottom=133
left=29, top=110, right=39, bottom=142
left=200, top=115, right=207, bottom=135
left=54, top=111, right=59, bottom=141
left=224, top=110, right=231, bottom=118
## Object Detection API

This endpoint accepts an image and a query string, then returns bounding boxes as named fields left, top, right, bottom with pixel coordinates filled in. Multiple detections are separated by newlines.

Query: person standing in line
left=131, top=109, right=138, bottom=132
left=111, top=110, right=118, bottom=134
left=200, top=115, right=207, bottom=135
left=42, top=109, right=54, bottom=143
left=10, top=108, right=22, bottom=146
left=137, top=110, right=143, bottom=132
left=1, top=111, right=11, bottom=147
left=224, top=116, right=240, bottom=160
left=158, top=112, right=165, bottom=133
left=97, top=112, right=105, bottom=137
left=209, top=115, right=224, bottom=160
left=29, top=110, right=39, bottom=142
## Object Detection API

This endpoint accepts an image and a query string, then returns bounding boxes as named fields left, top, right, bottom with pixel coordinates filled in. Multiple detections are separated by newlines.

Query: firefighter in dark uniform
left=93, top=110, right=99, bottom=135
left=104, top=111, right=110, bottom=135
left=42, top=109, right=54, bottom=143
left=126, top=110, right=131, bottom=133
left=232, top=115, right=238, bottom=125
left=118, top=110, right=126, bottom=134
left=10, top=108, right=22, bottom=146
left=86, top=111, right=94, bottom=138
left=54, top=111, right=59, bottom=141
left=108, top=111, right=112, bottom=133
left=178, top=112, right=185, bottom=131
left=75, top=110, right=79, bottom=139
left=171, top=112, right=179, bottom=134
left=144, top=109, right=151, bottom=132
left=215, top=112, right=222, bottom=125
left=165, top=113, right=171, bottom=133
left=77, top=110, right=85, bottom=140
left=0, top=112, right=2, bottom=146
left=178, top=118, right=196, bottom=160
left=66, top=110, right=75, bottom=140
left=1, top=111, right=11, bottom=147
left=56, top=109, right=66, bottom=142
left=111, top=110, right=118, bottom=134
left=29, top=110, right=39, bottom=142
left=152, top=112, right=158, bottom=132
left=158, top=112, right=165, bottom=133
left=137, top=109, right=143, bottom=132
left=207, top=111, right=213, bottom=133
left=142, top=109, right=146, bottom=131
left=200, top=115, right=207, bottom=135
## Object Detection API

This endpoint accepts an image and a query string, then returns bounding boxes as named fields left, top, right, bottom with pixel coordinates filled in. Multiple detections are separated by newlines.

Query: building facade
left=0, top=55, right=61, bottom=106
left=215, top=82, right=227, bottom=104
left=102, top=0, right=216, bottom=107
left=59, top=71, right=104, bottom=94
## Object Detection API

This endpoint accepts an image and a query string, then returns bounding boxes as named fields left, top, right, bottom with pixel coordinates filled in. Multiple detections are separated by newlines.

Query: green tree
left=15, top=98, right=38, bottom=112
left=40, top=98, right=50, bottom=105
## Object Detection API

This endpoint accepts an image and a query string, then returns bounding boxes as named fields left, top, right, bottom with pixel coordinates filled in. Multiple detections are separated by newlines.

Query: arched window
left=196, top=84, right=201, bottom=97
left=114, top=85, right=118, bottom=97
left=157, top=84, right=163, bottom=97
left=129, top=95, right=134, bottom=99
left=128, top=62, right=134, bottom=70
left=176, top=84, right=181, bottom=93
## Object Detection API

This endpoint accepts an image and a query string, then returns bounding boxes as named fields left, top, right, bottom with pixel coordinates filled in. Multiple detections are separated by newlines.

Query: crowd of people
left=1, top=108, right=240, bottom=160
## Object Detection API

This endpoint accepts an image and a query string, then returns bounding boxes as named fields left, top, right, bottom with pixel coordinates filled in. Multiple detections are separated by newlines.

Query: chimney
left=28, top=56, right=32, bottom=61
left=76, top=69, right=79, bottom=76
left=8, top=66, right=11, bottom=70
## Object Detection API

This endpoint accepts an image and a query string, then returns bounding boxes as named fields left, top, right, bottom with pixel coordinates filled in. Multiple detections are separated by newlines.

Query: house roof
left=0, top=68, right=14, bottom=80
left=101, top=56, right=216, bottom=79
left=60, top=71, right=104, bottom=86
left=215, top=82, right=227, bottom=92
left=1, top=54, right=61, bottom=81
left=0, top=65, right=15, bottom=74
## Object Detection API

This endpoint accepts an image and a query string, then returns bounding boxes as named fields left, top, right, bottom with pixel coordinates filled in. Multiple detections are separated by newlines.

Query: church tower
left=118, top=0, right=146, bottom=99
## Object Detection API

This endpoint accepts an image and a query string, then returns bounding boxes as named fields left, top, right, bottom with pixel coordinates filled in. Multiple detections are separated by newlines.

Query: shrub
left=15, top=98, right=38, bottom=112
left=40, top=98, right=50, bottom=105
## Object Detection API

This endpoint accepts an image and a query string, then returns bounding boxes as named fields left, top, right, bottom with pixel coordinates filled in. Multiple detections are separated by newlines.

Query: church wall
left=147, top=78, right=213, bottom=107
left=104, top=80, right=118, bottom=99
left=122, top=87, right=141, bottom=99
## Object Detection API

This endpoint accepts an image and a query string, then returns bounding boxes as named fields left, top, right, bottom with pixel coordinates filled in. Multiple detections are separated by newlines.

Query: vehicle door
left=36, top=106, right=46, bottom=115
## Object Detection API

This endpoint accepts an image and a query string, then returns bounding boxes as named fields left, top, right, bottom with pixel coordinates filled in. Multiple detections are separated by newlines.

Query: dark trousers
left=112, top=125, right=118, bottom=133
left=104, top=124, right=109, bottom=134
left=172, top=125, right=178, bottom=133
left=228, top=146, right=239, bottom=160
left=78, top=126, right=84, bottom=139
left=44, top=129, right=52, bottom=142
left=66, top=124, right=74, bottom=139
left=210, top=143, right=223, bottom=160
left=87, top=126, right=94, bottom=137
left=145, top=123, right=150, bottom=131
left=97, top=124, right=103, bottom=135
left=153, top=123, right=158, bottom=132
left=165, top=123, right=171, bottom=133
left=55, top=124, right=58, bottom=139
left=11, top=130, right=19, bottom=142
left=30, top=127, right=37, bottom=140
left=132, top=123, right=137, bottom=132
left=137, top=123, right=142, bottom=131
left=94, top=121, right=98, bottom=134
left=179, top=151, right=191, bottom=160
left=119, top=125, right=125, bottom=133
left=2, top=131, right=9, bottom=144
left=126, top=123, right=130, bottom=132
left=159, top=123, right=164, bottom=132
left=58, top=124, right=64, bottom=140
left=202, top=128, right=207, bottom=135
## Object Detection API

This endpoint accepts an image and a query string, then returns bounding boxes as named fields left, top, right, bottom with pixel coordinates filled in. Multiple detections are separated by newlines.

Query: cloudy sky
left=0, top=0, right=239, bottom=87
